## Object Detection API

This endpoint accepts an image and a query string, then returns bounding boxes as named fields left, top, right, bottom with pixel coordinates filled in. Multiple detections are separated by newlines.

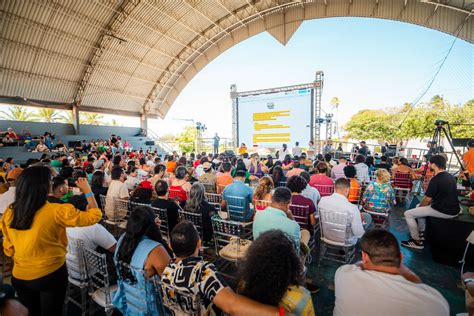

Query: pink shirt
left=309, top=174, right=334, bottom=187
left=286, top=168, right=304, bottom=178
left=331, top=163, right=347, bottom=180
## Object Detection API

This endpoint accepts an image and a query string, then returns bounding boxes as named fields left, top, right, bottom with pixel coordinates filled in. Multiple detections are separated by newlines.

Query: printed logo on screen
left=267, top=102, right=274, bottom=110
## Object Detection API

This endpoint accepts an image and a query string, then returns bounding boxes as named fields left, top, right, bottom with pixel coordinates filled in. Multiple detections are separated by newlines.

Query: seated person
left=253, top=187, right=305, bottom=253
left=252, top=176, right=273, bottom=211
left=401, top=155, right=460, bottom=249
left=354, top=155, right=370, bottom=183
left=66, top=195, right=117, bottom=280
left=309, top=162, right=333, bottom=189
left=216, top=162, right=233, bottom=193
left=35, top=140, right=49, bottom=152
left=331, top=156, right=348, bottom=180
left=343, top=165, right=361, bottom=203
left=169, top=166, right=191, bottom=206
left=334, top=229, right=449, bottom=316
left=271, top=165, right=287, bottom=187
left=183, top=183, right=215, bottom=243
left=198, top=162, right=216, bottom=193
left=238, top=230, right=314, bottom=315
left=130, top=180, right=153, bottom=205
left=300, top=171, right=321, bottom=207
left=113, top=206, right=172, bottom=315
left=222, top=170, right=254, bottom=222
left=286, top=160, right=305, bottom=178
left=151, top=180, right=179, bottom=233
left=374, top=155, right=390, bottom=171
left=162, top=221, right=279, bottom=315
left=361, top=169, right=395, bottom=214
left=392, top=157, right=418, bottom=185
left=286, top=175, right=317, bottom=231
left=47, top=176, right=69, bottom=204
left=318, top=178, right=371, bottom=245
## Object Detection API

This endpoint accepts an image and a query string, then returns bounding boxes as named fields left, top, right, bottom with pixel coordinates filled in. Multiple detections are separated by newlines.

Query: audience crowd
left=0, top=136, right=471, bottom=315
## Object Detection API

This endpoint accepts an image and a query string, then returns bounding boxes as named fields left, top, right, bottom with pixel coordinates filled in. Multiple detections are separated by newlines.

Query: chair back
left=116, top=261, right=164, bottom=315
left=225, top=195, right=247, bottom=222
left=150, top=206, right=170, bottom=241
left=201, top=182, right=216, bottom=193
left=319, top=208, right=352, bottom=246
left=99, top=194, right=108, bottom=218
left=211, top=216, right=251, bottom=256
left=393, top=172, right=412, bottom=188
left=178, top=209, right=204, bottom=240
left=278, top=180, right=287, bottom=187
left=113, top=198, right=130, bottom=228
left=82, top=246, right=113, bottom=309
left=289, top=204, right=310, bottom=228
left=160, top=282, right=202, bottom=316
left=313, top=184, right=334, bottom=197
left=422, top=173, right=433, bottom=191
left=205, top=192, right=222, bottom=204
left=66, top=238, right=87, bottom=284
left=216, top=184, right=227, bottom=194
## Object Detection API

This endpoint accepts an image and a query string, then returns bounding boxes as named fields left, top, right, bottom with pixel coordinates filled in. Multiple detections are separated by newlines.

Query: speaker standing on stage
left=213, top=133, right=220, bottom=155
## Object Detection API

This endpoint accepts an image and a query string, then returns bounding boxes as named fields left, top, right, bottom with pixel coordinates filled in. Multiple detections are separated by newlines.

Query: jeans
left=362, top=212, right=372, bottom=229
left=11, top=265, right=68, bottom=316
left=405, top=205, right=457, bottom=240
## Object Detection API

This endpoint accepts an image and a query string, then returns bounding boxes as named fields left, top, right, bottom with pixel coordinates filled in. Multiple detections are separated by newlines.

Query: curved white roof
left=1, top=0, right=472, bottom=118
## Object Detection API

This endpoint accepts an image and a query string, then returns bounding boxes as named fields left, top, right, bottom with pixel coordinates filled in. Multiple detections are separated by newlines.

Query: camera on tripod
left=434, top=119, right=448, bottom=127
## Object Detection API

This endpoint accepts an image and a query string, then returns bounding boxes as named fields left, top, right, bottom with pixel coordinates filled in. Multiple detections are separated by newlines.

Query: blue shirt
left=223, top=180, right=253, bottom=221
left=253, top=206, right=300, bottom=250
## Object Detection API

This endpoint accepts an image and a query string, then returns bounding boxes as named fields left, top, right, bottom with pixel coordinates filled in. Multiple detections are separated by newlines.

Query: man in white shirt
left=334, top=229, right=449, bottom=316
left=242, top=153, right=251, bottom=170
left=318, top=178, right=370, bottom=244
left=292, top=142, right=302, bottom=157
left=331, top=156, right=348, bottom=180
left=105, top=167, right=129, bottom=219
left=0, top=168, right=23, bottom=214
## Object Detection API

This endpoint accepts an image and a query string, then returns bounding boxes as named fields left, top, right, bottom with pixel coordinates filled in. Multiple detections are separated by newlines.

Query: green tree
left=0, top=106, right=33, bottom=121
left=330, top=97, right=340, bottom=108
left=176, top=126, right=197, bottom=153
left=32, top=108, right=65, bottom=123
left=344, top=109, right=397, bottom=142
left=80, top=112, right=104, bottom=125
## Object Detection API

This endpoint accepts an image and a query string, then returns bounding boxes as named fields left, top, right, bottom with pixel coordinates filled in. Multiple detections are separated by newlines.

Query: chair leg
left=62, top=283, right=70, bottom=316
left=80, top=287, right=88, bottom=316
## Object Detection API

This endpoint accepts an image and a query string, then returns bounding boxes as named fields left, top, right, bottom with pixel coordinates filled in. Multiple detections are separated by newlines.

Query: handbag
left=219, top=237, right=252, bottom=260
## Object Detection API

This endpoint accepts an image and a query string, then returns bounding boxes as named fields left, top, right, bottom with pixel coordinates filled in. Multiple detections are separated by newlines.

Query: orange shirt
left=216, top=173, right=233, bottom=193
left=166, top=161, right=177, bottom=173
left=463, top=148, right=474, bottom=174
left=348, top=178, right=360, bottom=203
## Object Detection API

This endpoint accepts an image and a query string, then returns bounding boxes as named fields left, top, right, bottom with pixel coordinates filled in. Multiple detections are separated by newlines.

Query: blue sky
left=149, top=17, right=473, bottom=139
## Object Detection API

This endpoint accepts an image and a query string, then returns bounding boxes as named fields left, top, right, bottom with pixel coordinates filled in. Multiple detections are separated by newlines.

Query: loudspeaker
left=145, top=141, right=155, bottom=146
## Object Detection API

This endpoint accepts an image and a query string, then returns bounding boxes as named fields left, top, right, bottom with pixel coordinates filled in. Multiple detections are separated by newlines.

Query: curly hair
left=238, top=230, right=302, bottom=306
left=286, top=175, right=307, bottom=193
left=254, top=176, right=274, bottom=200
left=375, top=168, right=390, bottom=184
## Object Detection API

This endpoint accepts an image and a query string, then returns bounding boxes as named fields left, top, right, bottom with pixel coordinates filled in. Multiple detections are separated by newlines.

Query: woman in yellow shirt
left=238, top=143, right=248, bottom=156
left=1, top=165, right=102, bottom=315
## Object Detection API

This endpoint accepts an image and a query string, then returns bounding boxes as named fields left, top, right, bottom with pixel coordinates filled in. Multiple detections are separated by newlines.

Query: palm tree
left=109, top=119, right=122, bottom=126
left=0, top=106, right=33, bottom=121
left=80, top=112, right=104, bottom=125
left=330, top=97, right=340, bottom=108
left=32, top=108, right=65, bottom=123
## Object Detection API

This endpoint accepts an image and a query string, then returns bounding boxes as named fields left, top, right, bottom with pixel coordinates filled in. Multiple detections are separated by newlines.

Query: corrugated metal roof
left=1, top=0, right=472, bottom=118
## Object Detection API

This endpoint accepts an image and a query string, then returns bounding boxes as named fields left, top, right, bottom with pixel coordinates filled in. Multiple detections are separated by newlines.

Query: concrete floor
left=308, top=205, right=466, bottom=315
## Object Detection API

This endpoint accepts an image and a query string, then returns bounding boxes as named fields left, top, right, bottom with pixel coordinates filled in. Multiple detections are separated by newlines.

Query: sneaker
left=401, top=239, right=424, bottom=249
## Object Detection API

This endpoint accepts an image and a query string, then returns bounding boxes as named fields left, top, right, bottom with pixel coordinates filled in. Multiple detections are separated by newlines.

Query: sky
left=148, top=17, right=473, bottom=139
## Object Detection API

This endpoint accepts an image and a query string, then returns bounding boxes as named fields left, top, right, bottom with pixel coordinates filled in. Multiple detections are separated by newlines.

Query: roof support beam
left=74, top=0, right=142, bottom=105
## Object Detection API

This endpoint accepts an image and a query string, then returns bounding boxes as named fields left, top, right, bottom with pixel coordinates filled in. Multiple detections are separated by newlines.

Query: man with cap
left=0, top=168, right=23, bottom=214
left=198, top=162, right=216, bottom=193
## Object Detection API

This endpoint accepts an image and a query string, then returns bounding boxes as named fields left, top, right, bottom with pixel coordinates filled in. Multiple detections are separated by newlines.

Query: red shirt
left=290, top=195, right=316, bottom=230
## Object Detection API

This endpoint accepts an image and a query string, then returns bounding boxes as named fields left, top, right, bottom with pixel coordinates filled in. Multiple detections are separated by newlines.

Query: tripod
left=418, top=120, right=469, bottom=193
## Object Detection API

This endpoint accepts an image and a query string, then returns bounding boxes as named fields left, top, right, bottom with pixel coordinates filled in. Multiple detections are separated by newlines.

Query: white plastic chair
left=318, top=208, right=355, bottom=264
left=64, top=238, right=88, bottom=316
